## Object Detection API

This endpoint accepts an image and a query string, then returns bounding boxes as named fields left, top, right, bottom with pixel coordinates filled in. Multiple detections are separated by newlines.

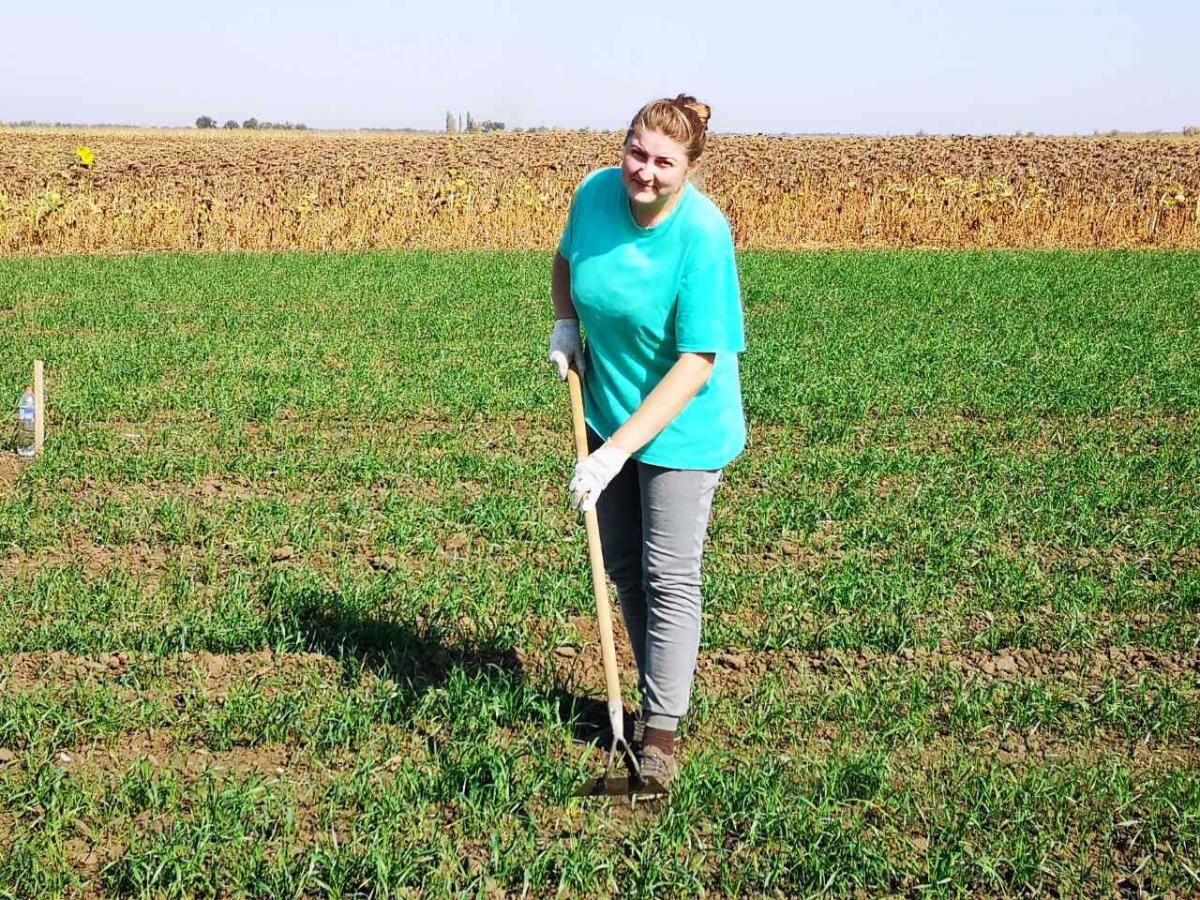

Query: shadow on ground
left=262, top=575, right=617, bottom=749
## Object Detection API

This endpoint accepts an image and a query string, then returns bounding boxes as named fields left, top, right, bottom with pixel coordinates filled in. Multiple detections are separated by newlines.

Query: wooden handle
left=566, top=367, right=590, bottom=463
left=566, top=368, right=625, bottom=738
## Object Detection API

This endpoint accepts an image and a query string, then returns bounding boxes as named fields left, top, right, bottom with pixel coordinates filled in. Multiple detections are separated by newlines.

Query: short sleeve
left=558, top=170, right=602, bottom=260
left=675, top=220, right=746, bottom=354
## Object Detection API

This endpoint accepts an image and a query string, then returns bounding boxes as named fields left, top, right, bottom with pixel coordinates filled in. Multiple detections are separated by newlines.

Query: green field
left=1, top=250, right=1198, bottom=897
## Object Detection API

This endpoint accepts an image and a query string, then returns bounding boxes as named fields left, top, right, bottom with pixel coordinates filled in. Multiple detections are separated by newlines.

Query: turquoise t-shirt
left=557, top=167, right=747, bottom=470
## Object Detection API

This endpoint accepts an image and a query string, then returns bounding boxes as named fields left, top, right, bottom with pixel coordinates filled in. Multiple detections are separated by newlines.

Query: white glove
left=548, top=318, right=586, bottom=380
left=569, top=441, right=630, bottom=512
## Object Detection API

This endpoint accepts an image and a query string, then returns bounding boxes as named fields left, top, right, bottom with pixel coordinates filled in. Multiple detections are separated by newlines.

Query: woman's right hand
left=548, top=318, right=586, bottom=380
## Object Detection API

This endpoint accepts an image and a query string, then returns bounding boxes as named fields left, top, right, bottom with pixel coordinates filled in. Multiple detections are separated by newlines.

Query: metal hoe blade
left=574, top=733, right=669, bottom=800
left=574, top=772, right=670, bottom=800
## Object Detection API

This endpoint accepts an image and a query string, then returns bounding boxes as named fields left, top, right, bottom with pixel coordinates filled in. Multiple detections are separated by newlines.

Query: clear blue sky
left=4, top=0, right=1197, bottom=134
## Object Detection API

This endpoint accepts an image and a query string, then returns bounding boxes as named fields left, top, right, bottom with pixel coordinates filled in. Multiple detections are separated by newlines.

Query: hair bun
left=673, top=94, right=711, bottom=131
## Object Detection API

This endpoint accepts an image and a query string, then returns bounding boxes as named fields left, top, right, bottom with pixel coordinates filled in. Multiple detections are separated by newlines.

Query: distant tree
left=445, top=111, right=456, bottom=133
left=1184, top=125, right=1200, bottom=136
left=195, top=115, right=217, bottom=129
left=223, top=120, right=240, bottom=130
left=242, top=117, right=259, bottom=130
left=458, top=113, right=463, bottom=132
left=480, top=120, right=505, bottom=132
left=465, top=111, right=476, bottom=132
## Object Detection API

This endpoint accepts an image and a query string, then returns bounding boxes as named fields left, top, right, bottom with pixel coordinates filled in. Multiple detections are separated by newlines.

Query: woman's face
left=621, top=127, right=691, bottom=208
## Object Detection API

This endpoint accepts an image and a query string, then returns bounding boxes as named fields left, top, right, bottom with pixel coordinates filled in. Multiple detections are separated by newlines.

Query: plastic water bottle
left=16, top=387, right=36, bottom=458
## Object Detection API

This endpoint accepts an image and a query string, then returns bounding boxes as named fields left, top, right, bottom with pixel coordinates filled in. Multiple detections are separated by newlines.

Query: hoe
left=566, top=368, right=668, bottom=800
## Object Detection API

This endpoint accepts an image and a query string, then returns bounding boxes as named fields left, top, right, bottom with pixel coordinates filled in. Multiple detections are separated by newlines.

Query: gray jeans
left=588, top=427, right=722, bottom=732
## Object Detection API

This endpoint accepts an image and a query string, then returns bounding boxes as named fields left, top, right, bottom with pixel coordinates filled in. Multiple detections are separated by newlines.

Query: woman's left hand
left=569, top=441, right=630, bottom=512
left=548, top=318, right=586, bottom=380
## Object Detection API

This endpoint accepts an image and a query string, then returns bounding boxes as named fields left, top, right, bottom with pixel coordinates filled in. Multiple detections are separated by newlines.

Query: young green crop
left=0, top=250, right=1196, bottom=896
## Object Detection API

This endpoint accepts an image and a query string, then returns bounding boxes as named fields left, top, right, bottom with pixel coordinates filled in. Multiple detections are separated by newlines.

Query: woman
left=548, top=95, right=747, bottom=791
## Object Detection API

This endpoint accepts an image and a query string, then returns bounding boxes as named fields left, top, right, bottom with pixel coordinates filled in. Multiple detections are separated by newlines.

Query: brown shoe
left=636, top=744, right=677, bottom=797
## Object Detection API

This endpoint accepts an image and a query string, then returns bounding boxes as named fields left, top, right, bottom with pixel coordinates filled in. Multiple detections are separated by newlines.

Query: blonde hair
left=626, top=94, right=712, bottom=162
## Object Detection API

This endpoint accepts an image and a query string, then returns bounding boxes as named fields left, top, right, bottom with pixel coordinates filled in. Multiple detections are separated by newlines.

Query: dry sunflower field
left=1, top=128, right=1199, bottom=254
left=0, top=128, right=1198, bottom=897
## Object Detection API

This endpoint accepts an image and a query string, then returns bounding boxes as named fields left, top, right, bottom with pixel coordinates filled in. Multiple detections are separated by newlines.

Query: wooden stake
left=33, top=360, right=44, bottom=456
